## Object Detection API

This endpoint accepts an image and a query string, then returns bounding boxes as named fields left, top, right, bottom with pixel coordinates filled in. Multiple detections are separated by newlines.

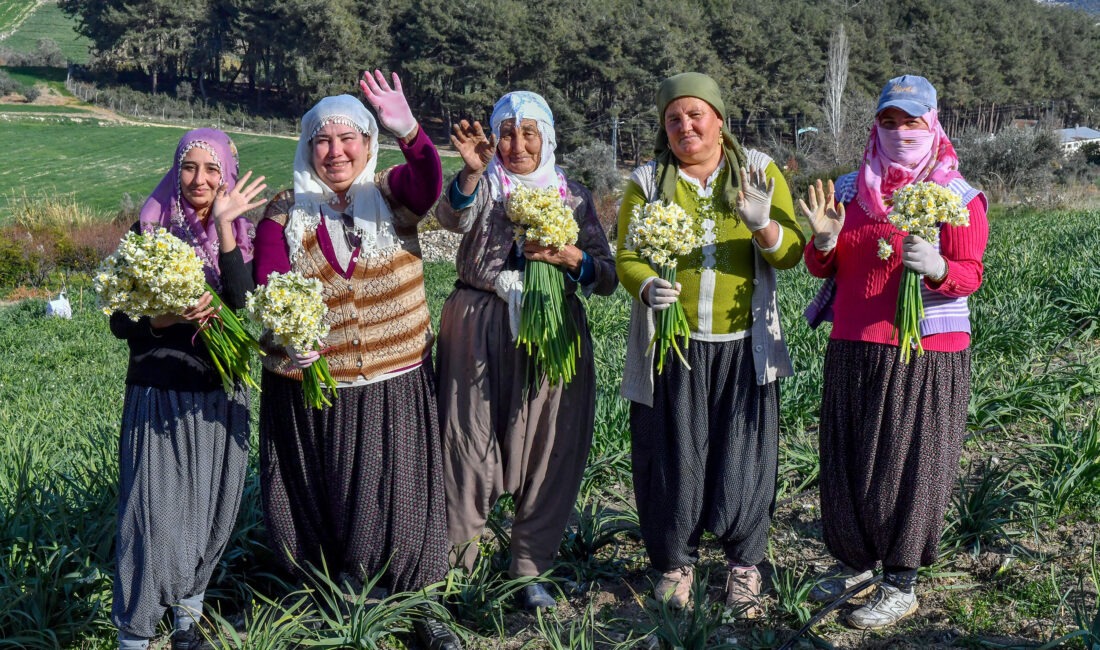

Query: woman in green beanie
left=616, top=72, right=805, bottom=617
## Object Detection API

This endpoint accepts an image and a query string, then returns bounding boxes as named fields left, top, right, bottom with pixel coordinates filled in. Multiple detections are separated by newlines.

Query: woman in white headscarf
left=251, top=73, right=454, bottom=641
left=434, top=91, right=617, bottom=610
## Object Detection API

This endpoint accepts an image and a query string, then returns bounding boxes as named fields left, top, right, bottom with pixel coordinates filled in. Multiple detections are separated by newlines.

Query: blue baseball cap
left=877, top=75, right=937, bottom=116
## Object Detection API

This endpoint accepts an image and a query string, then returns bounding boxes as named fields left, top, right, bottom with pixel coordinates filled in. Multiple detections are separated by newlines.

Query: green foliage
left=954, top=127, right=1064, bottom=200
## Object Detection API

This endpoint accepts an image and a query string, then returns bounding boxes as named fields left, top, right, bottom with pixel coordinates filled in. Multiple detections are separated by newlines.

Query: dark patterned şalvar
left=818, top=339, right=971, bottom=571
left=259, top=366, right=448, bottom=592
left=630, top=338, right=779, bottom=572
left=112, top=385, right=250, bottom=638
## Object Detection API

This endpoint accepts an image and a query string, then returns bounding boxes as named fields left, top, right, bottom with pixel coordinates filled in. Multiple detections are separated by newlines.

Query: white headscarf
left=485, top=91, right=568, bottom=202
left=286, top=94, right=395, bottom=262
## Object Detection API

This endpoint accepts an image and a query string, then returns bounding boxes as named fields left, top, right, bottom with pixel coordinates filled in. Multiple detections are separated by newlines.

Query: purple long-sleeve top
left=253, top=128, right=442, bottom=282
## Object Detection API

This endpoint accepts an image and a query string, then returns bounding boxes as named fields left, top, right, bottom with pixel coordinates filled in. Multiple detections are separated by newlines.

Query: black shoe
left=517, top=583, right=557, bottom=610
left=170, top=627, right=210, bottom=650
left=414, top=617, right=463, bottom=650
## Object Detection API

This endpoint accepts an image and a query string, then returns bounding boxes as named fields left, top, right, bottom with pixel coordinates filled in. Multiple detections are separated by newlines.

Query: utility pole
left=610, top=107, right=620, bottom=166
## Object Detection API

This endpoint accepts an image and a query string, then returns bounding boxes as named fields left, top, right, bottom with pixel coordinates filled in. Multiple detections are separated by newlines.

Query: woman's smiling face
left=179, top=146, right=221, bottom=214
left=311, top=123, right=371, bottom=193
left=497, top=118, right=543, bottom=175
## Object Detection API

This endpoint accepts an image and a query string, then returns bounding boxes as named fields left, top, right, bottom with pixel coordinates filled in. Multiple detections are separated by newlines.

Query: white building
left=1056, top=125, right=1100, bottom=153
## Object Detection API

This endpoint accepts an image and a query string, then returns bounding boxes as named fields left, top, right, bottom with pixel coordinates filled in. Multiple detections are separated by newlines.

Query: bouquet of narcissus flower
left=506, top=185, right=581, bottom=385
left=246, top=271, right=338, bottom=408
left=626, top=200, right=702, bottom=373
left=885, top=181, right=970, bottom=363
left=94, top=228, right=262, bottom=393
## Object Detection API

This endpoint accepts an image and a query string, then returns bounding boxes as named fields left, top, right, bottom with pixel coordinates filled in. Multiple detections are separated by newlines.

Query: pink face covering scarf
left=138, top=128, right=254, bottom=288
left=855, top=109, right=961, bottom=219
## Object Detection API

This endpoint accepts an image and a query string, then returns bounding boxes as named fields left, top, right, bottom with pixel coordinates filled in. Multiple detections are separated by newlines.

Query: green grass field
left=0, top=116, right=463, bottom=220
left=2, top=207, right=1100, bottom=648
left=0, top=1, right=91, bottom=64
left=0, top=0, right=36, bottom=34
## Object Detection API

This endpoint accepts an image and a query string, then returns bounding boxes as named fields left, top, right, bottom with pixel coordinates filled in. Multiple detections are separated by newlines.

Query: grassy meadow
left=0, top=1, right=92, bottom=63
left=0, top=117, right=464, bottom=219
left=2, top=195, right=1100, bottom=647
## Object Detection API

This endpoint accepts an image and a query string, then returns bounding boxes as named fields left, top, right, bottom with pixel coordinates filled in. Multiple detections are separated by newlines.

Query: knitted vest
left=262, top=182, right=432, bottom=383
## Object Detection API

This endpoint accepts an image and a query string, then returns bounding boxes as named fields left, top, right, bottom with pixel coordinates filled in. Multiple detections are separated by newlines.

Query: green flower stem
left=302, top=355, right=338, bottom=409
left=651, top=265, right=691, bottom=374
left=517, top=260, right=581, bottom=385
left=893, top=269, right=926, bottom=364
left=197, top=284, right=265, bottom=393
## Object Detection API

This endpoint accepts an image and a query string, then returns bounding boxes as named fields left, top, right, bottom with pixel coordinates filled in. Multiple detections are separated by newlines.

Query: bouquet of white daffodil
left=95, top=228, right=263, bottom=393
left=885, top=181, right=970, bottom=363
left=246, top=271, right=338, bottom=409
left=626, top=200, right=702, bottom=373
left=506, top=185, right=581, bottom=385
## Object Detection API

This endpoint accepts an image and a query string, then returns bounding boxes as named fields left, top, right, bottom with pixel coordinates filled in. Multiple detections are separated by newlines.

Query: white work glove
left=736, top=166, right=775, bottom=232
left=798, top=179, right=846, bottom=252
left=286, top=344, right=320, bottom=370
left=494, top=270, right=523, bottom=340
left=642, top=277, right=681, bottom=312
left=359, top=69, right=418, bottom=138
left=901, top=235, right=947, bottom=280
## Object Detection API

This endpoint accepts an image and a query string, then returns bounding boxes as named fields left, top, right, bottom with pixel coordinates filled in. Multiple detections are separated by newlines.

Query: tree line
left=60, top=0, right=1100, bottom=159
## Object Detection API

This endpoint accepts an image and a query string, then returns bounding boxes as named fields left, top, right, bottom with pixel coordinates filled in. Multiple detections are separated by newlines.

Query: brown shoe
left=654, top=565, right=694, bottom=608
left=725, top=565, right=763, bottom=619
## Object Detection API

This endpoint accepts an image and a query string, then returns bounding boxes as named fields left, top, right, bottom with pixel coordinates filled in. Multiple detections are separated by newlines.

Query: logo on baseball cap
left=877, top=75, right=937, bottom=117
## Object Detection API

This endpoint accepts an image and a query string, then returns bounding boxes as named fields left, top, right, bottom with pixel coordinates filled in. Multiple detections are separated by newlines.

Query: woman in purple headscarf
left=109, top=128, right=267, bottom=650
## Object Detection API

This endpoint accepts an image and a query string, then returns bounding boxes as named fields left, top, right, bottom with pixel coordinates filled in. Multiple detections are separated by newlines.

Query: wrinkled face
left=311, top=122, right=370, bottom=193
left=497, top=118, right=542, bottom=175
left=876, top=107, right=929, bottom=132
left=663, top=96, right=723, bottom=166
left=179, top=146, right=222, bottom=214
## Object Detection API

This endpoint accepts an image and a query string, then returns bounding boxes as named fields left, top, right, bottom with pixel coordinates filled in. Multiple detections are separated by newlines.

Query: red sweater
left=804, top=195, right=989, bottom=352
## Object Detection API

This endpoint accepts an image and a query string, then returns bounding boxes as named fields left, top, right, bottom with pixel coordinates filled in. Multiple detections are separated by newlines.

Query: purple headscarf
left=139, top=128, right=254, bottom=288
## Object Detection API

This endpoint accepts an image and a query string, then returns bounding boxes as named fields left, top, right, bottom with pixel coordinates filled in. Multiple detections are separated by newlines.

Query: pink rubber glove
left=359, top=70, right=417, bottom=138
left=286, top=344, right=320, bottom=370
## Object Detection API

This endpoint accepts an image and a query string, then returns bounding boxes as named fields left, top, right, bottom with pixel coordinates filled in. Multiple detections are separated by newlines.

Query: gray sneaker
left=809, top=566, right=875, bottom=602
left=846, top=583, right=918, bottom=629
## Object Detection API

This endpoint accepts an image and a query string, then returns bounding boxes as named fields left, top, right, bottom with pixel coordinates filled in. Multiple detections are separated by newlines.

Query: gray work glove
left=798, top=179, right=846, bottom=252
left=736, top=166, right=775, bottom=232
left=902, top=235, right=947, bottom=280
left=642, top=277, right=681, bottom=312
left=494, top=270, right=523, bottom=340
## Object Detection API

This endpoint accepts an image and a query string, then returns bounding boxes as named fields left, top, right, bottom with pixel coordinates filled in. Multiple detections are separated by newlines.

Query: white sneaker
left=846, top=583, right=918, bottom=629
left=808, top=566, right=876, bottom=602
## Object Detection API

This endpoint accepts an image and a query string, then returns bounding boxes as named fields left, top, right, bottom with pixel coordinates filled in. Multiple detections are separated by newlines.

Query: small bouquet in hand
left=885, top=181, right=970, bottom=363
left=506, top=185, right=581, bottom=385
left=246, top=271, right=337, bottom=408
left=95, top=228, right=263, bottom=393
left=625, top=201, right=702, bottom=373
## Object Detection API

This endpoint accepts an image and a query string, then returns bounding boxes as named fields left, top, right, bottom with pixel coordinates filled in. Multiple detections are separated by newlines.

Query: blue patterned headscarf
left=485, top=91, right=566, bottom=201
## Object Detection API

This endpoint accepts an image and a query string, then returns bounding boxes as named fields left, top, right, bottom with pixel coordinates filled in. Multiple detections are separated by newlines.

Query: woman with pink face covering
left=800, top=75, right=989, bottom=629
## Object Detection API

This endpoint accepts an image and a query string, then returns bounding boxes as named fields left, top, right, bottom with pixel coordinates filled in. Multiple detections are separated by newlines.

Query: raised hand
left=451, top=119, right=497, bottom=175
left=212, top=170, right=267, bottom=226
left=359, top=69, right=417, bottom=139
left=736, top=166, right=775, bottom=232
left=798, top=179, right=845, bottom=252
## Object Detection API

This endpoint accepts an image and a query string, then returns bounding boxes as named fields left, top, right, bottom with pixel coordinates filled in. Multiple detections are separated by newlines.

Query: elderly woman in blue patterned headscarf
left=435, top=91, right=618, bottom=610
